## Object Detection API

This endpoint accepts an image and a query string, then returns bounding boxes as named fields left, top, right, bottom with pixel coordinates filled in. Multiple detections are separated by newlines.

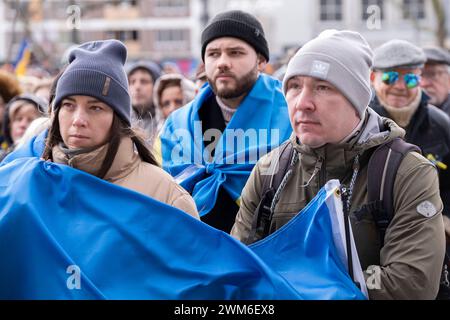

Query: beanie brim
left=283, top=52, right=372, bottom=118
left=54, top=69, right=131, bottom=125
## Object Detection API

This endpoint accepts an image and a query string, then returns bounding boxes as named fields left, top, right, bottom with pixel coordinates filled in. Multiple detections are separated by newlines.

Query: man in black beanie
left=160, top=10, right=291, bottom=233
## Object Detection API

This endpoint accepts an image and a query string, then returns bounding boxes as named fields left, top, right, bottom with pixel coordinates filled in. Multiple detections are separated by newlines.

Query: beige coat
left=231, top=109, right=445, bottom=300
left=52, top=137, right=199, bottom=219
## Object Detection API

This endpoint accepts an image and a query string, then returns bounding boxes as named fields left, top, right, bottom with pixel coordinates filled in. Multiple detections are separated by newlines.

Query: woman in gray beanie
left=42, top=39, right=199, bottom=219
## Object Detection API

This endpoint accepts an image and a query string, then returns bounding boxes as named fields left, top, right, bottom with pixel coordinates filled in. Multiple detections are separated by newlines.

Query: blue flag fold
left=0, top=158, right=365, bottom=299
left=160, top=74, right=292, bottom=216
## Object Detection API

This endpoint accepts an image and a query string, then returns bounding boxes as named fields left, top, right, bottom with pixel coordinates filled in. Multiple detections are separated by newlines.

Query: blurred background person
left=32, top=78, right=54, bottom=106
left=194, top=62, right=207, bottom=94
left=153, top=73, right=196, bottom=127
left=1, top=93, right=46, bottom=160
left=152, top=73, right=196, bottom=164
left=421, top=47, right=450, bottom=116
left=0, top=70, right=22, bottom=152
left=161, top=61, right=181, bottom=75
left=127, top=61, right=162, bottom=144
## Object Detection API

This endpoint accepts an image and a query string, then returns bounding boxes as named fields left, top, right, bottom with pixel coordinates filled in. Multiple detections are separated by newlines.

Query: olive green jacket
left=231, top=109, right=445, bottom=300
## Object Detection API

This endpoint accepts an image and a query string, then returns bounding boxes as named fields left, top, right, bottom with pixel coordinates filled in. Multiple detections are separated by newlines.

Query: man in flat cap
left=421, top=47, right=450, bottom=116
left=370, top=39, right=450, bottom=229
left=421, top=46, right=450, bottom=261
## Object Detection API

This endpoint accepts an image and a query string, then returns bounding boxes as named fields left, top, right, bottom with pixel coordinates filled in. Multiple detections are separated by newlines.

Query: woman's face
left=10, top=102, right=41, bottom=143
left=58, top=95, right=114, bottom=149
left=160, top=85, right=184, bottom=119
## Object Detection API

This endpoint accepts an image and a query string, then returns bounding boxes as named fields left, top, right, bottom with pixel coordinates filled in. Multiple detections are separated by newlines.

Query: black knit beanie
left=201, top=10, right=269, bottom=62
left=53, top=39, right=131, bottom=125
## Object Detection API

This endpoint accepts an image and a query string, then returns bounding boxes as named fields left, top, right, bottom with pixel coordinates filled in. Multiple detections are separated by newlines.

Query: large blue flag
left=0, top=157, right=366, bottom=299
left=160, top=74, right=292, bottom=216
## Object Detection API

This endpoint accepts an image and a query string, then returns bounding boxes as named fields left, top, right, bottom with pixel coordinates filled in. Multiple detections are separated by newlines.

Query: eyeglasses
left=381, top=71, right=420, bottom=89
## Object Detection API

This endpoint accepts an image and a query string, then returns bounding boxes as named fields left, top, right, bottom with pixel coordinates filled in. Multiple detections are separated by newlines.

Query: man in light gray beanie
left=231, top=30, right=445, bottom=300
left=282, top=29, right=373, bottom=120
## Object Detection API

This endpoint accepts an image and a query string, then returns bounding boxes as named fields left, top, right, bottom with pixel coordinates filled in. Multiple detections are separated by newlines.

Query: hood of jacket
left=52, top=137, right=140, bottom=182
left=52, top=136, right=200, bottom=219
left=153, top=73, right=196, bottom=111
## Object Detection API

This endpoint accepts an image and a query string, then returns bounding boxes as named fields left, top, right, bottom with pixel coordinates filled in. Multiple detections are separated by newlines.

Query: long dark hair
left=42, top=108, right=159, bottom=179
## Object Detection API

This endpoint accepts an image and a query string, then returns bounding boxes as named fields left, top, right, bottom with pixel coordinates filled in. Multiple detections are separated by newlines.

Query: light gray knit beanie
left=283, top=30, right=373, bottom=119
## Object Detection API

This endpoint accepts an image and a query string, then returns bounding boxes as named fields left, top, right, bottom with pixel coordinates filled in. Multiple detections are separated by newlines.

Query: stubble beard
left=208, top=66, right=259, bottom=100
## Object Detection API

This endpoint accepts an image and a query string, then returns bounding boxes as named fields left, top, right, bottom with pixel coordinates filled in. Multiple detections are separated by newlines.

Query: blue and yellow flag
left=13, top=39, right=31, bottom=77
left=0, top=149, right=366, bottom=299
left=161, top=74, right=292, bottom=216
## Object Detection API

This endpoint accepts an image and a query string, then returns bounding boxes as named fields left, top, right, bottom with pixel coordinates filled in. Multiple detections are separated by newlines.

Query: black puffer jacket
left=438, top=94, right=450, bottom=119
left=370, top=93, right=450, bottom=216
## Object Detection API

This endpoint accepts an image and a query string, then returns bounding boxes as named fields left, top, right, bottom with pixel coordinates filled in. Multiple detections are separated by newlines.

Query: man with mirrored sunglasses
left=370, top=39, right=450, bottom=223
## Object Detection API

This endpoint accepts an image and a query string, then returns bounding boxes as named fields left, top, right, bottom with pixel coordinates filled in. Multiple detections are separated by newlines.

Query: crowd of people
left=1, top=9, right=450, bottom=300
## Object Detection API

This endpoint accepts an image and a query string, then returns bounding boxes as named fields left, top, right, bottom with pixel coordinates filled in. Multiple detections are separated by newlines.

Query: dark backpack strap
left=245, top=141, right=294, bottom=244
left=367, top=137, right=421, bottom=247
left=437, top=252, right=450, bottom=300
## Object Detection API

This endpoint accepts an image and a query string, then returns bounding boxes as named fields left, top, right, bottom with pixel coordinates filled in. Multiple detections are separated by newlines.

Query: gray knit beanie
left=283, top=30, right=373, bottom=119
left=53, top=39, right=131, bottom=125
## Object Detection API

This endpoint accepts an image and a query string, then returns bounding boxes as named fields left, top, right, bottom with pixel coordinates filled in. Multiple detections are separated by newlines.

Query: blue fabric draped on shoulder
left=0, top=158, right=365, bottom=299
left=160, top=74, right=292, bottom=216
left=1, top=129, right=47, bottom=166
left=0, top=158, right=300, bottom=299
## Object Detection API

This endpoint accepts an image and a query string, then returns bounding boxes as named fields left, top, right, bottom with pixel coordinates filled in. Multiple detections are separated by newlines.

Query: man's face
left=204, top=37, right=266, bottom=100
left=285, top=76, right=360, bottom=148
left=371, top=67, right=421, bottom=108
left=420, top=63, right=450, bottom=106
left=128, top=68, right=154, bottom=110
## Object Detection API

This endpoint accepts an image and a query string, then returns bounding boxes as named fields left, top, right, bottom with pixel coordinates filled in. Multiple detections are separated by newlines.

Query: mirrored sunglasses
left=381, top=71, right=420, bottom=89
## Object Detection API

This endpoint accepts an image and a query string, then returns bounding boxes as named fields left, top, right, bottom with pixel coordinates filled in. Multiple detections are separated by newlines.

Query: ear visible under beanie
left=201, top=10, right=269, bottom=62
left=53, top=39, right=131, bottom=125
left=283, top=30, right=373, bottom=119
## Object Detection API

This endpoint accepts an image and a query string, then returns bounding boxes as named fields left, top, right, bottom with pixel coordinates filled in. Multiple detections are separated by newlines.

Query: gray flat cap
left=423, top=46, right=450, bottom=65
left=373, top=39, right=426, bottom=70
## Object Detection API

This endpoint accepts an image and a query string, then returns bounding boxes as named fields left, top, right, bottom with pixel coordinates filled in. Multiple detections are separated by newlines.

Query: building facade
left=0, top=0, right=205, bottom=67
left=208, top=0, right=450, bottom=59
left=0, top=0, right=449, bottom=71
